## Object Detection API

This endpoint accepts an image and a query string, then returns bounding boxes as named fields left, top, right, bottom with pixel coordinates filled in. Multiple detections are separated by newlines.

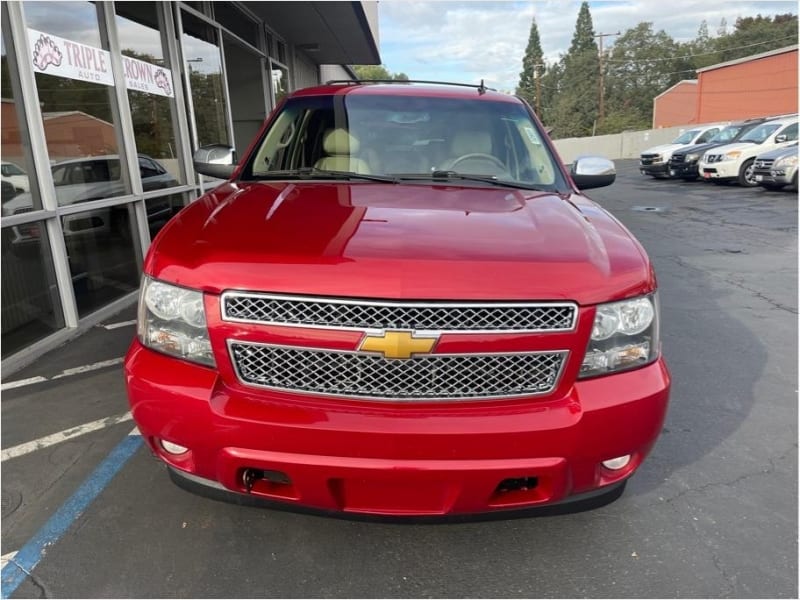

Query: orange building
left=653, top=45, right=798, bottom=128
left=652, top=80, right=698, bottom=128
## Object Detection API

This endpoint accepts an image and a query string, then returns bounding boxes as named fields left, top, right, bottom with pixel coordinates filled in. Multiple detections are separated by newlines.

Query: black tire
left=791, top=173, right=798, bottom=192
left=738, top=158, right=758, bottom=187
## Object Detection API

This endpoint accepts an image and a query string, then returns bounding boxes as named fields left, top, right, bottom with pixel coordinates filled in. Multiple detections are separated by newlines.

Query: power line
left=604, top=34, right=797, bottom=63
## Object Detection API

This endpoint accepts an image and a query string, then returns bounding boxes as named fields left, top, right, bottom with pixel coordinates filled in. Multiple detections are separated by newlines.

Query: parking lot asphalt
left=1, top=160, right=797, bottom=598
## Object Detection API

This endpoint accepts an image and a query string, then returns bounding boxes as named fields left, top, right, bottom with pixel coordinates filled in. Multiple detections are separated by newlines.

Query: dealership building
left=0, top=1, right=380, bottom=370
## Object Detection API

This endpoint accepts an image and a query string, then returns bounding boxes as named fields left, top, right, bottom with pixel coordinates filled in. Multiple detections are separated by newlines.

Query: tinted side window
left=779, top=123, right=798, bottom=142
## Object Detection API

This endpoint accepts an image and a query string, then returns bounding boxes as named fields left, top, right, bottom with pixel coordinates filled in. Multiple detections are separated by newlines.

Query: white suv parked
left=698, top=116, right=798, bottom=186
left=639, top=125, right=723, bottom=179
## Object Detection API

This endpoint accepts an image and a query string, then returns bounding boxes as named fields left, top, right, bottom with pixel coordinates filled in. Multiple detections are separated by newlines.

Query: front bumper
left=639, top=162, right=669, bottom=176
left=753, top=167, right=796, bottom=187
left=667, top=161, right=698, bottom=179
left=699, top=161, right=738, bottom=180
left=125, top=342, right=671, bottom=516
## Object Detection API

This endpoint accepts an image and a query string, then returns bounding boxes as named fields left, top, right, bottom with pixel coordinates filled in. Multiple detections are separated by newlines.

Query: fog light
left=161, top=439, right=189, bottom=455
left=602, top=455, right=631, bottom=470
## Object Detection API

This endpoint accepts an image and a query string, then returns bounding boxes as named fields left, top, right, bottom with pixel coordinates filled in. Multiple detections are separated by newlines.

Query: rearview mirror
left=570, top=156, right=616, bottom=190
left=193, top=144, right=236, bottom=179
left=775, top=134, right=788, bottom=143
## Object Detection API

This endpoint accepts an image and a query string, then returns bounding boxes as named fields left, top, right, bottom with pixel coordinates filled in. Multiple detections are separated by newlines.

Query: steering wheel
left=448, top=153, right=507, bottom=171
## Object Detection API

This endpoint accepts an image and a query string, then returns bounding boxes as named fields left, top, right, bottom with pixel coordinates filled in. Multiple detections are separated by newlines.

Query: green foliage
left=545, top=2, right=599, bottom=138
left=538, top=5, right=797, bottom=137
left=352, top=65, right=409, bottom=81
left=516, top=17, right=545, bottom=110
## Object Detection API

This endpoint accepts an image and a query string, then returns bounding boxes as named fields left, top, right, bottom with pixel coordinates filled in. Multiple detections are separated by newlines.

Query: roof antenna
left=478, top=79, right=487, bottom=95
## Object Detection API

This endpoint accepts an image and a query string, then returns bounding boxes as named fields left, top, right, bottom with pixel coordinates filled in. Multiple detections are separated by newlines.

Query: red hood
left=146, top=181, right=653, bottom=305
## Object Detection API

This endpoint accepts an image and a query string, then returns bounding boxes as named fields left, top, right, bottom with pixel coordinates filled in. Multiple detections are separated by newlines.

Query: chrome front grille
left=671, top=154, right=685, bottom=163
left=754, top=159, right=774, bottom=170
left=229, top=341, right=567, bottom=400
left=222, top=293, right=577, bottom=333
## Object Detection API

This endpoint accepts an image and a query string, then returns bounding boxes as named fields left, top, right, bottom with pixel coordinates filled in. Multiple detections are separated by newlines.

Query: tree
left=715, top=14, right=798, bottom=62
left=601, top=23, right=685, bottom=132
left=548, top=2, right=599, bottom=137
left=352, top=65, right=409, bottom=81
left=516, top=17, right=545, bottom=112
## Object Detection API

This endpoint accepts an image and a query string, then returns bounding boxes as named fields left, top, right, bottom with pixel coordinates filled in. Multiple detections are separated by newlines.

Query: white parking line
left=1, top=551, right=18, bottom=569
left=1, top=358, right=124, bottom=392
left=1, top=412, right=133, bottom=462
left=100, top=319, right=137, bottom=330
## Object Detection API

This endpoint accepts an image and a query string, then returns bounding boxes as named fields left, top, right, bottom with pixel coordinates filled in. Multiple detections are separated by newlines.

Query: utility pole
left=534, top=63, right=545, bottom=115
left=594, top=31, right=619, bottom=126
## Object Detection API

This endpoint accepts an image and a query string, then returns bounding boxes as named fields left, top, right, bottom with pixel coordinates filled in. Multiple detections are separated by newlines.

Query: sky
left=376, top=0, right=798, bottom=92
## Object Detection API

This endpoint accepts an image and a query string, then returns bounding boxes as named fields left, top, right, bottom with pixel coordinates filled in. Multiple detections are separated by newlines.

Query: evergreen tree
left=549, top=2, right=599, bottom=137
left=516, top=17, right=545, bottom=112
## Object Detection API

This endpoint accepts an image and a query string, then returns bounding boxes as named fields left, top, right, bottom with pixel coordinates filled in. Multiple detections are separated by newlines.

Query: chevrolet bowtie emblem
left=359, top=330, right=438, bottom=360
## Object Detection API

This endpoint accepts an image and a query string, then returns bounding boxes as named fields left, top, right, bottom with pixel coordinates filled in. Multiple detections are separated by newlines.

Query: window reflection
left=1, top=224, right=64, bottom=357
left=116, top=1, right=185, bottom=185
left=63, top=206, right=140, bottom=316
left=181, top=10, right=229, bottom=147
left=146, top=192, right=188, bottom=239
left=23, top=1, right=128, bottom=207
left=1, top=26, right=39, bottom=213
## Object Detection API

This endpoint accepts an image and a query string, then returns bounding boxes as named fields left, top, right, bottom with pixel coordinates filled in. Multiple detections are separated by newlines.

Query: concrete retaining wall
left=552, top=122, right=726, bottom=163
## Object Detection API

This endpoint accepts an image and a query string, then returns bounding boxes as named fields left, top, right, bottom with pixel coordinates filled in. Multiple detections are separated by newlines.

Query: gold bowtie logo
left=359, top=330, right=438, bottom=360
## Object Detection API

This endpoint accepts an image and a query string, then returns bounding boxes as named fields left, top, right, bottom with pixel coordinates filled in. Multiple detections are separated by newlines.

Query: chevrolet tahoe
left=125, top=81, right=671, bottom=517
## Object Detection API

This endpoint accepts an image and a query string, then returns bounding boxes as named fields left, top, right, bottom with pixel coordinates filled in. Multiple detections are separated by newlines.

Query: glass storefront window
left=2, top=224, right=65, bottom=357
left=62, top=206, right=140, bottom=316
left=213, top=3, right=259, bottom=48
left=115, top=1, right=185, bottom=185
left=181, top=10, right=229, bottom=148
left=145, top=191, right=188, bottom=239
left=24, top=1, right=130, bottom=206
left=270, top=60, right=289, bottom=107
left=1, top=24, right=41, bottom=215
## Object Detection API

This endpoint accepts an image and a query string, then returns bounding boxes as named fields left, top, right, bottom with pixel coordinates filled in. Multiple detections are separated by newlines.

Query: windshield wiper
left=397, top=171, right=548, bottom=191
left=255, top=167, right=398, bottom=183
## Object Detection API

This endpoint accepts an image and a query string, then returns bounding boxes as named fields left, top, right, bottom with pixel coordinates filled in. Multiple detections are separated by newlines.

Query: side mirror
left=193, top=144, right=236, bottom=179
left=775, top=134, right=788, bottom=143
left=570, top=156, right=616, bottom=190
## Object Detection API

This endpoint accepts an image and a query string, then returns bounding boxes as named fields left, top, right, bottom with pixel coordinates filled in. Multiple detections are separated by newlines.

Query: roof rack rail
left=325, top=79, right=496, bottom=94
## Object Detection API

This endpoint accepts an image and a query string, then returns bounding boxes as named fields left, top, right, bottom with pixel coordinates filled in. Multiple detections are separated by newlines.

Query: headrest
left=450, top=131, right=492, bottom=156
left=323, top=129, right=360, bottom=155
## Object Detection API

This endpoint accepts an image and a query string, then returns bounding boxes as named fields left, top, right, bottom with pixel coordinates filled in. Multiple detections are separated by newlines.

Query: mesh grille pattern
left=230, top=342, right=566, bottom=400
left=223, top=294, right=575, bottom=332
left=754, top=159, right=774, bottom=169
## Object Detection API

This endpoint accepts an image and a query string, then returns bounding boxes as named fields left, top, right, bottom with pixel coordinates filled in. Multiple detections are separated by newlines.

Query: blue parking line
left=1, top=435, right=143, bottom=599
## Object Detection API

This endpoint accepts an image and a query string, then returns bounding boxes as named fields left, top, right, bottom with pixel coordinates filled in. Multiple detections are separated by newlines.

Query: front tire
left=738, top=158, right=758, bottom=187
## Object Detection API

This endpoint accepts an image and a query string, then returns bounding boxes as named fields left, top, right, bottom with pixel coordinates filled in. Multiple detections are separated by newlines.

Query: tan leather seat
left=314, top=129, right=372, bottom=174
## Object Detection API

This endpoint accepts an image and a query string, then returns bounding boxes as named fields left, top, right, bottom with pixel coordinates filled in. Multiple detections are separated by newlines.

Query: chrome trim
left=226, top=339, right=569, bottom=402
left=220, top=291, right=579, bottom=334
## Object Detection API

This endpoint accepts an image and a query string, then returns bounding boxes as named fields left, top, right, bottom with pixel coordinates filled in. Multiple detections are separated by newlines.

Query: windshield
left=1, top=163, right=26, bottom=176
left=740, top=123, right=781, bottom=144
left=709, top=126, right=742, bottom=143
left=243, top=93, right=566, bottom=191
left=672, top=130, right=701, bottom=145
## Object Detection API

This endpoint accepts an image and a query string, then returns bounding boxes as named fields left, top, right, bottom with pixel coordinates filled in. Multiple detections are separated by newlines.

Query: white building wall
left=293, top=52, right=320, bottom=90
left=319, top=65, right=356, bottom=83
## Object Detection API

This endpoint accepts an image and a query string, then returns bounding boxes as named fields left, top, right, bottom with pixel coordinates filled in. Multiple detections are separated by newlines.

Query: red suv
left=125, top=81, right=670, bottom=517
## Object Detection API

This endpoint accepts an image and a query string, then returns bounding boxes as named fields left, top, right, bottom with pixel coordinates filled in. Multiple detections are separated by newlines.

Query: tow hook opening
left=241, top=468, right=294, bottom=498
left=495, top=477, right=539, bottom=494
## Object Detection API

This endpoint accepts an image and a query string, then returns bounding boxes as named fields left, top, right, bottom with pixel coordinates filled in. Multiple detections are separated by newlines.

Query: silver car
left=752, top=143, right=798, bottom=191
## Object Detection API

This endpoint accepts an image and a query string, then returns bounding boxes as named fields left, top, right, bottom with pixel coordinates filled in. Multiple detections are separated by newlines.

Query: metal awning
left=242, top=1, right=380, bottom=65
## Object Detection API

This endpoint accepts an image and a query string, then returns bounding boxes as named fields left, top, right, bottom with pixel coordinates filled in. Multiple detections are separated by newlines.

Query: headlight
left=685, top=152, right=700, bottom=162
left=775, top=155, right=798, bottom=168
left=137, top=276, right=215, bottom=367
left=723, top=151, right=741, bottom=161
left=579, top=293, right=660, bottom=378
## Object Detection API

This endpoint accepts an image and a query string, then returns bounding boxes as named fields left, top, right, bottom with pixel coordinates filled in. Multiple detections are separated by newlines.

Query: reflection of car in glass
left=3, top=154, right=177, bottom=242
left=751, top=142, right=798, bottom=191
left=698, top=116, right=798, bottom=186
left=126, top=81, right=671, bottom=518
left=667, top=118, right=767, bottom=181
left=1, top=161, right=30, bottom=193
left=639, top=125, right=722, bottom=178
